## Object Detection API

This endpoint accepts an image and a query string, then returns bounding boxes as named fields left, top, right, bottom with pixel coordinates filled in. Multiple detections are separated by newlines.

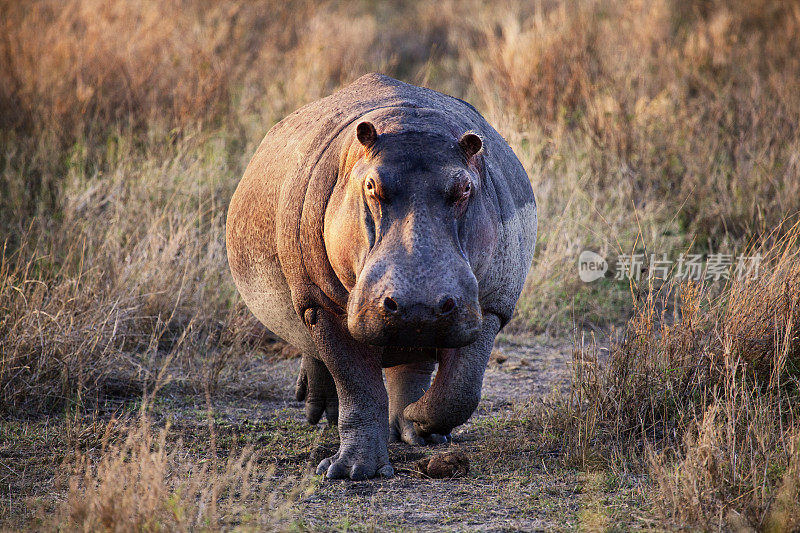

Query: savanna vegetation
left=1, top=0, right=799, bottom=530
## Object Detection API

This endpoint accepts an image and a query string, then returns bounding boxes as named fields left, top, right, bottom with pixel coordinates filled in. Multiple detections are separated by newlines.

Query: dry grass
left=59, top=408, right=307, bottom=532
left=2, top=0, right=800, bottom=530
left=545, top=224, right=800, bottom=528
left=468, top=0, right=800, bottom=242
left=0, top=136, right=278, bottom=412
left=648, top=384, right=800, bottom=530
left=0, top=0, right=298, bottom=137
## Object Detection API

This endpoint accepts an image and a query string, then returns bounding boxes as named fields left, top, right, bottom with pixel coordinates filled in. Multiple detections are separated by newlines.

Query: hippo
left=226, top=73, right=536, bottom=480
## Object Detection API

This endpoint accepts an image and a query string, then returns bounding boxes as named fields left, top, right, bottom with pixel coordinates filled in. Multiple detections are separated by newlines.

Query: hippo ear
left=356, top=121, right=378, bottom=149
left=459, top=132, right=483, bottom=160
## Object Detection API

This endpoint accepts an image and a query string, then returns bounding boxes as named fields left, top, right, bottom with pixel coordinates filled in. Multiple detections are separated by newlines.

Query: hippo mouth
left=347, top=299, right=483, bottom=348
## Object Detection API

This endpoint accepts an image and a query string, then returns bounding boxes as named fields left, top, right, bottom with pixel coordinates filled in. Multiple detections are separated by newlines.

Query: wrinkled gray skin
left=226, top=74, right=537, bottom=480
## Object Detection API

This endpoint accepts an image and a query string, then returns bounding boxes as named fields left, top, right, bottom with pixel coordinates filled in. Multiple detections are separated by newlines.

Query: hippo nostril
left=383, top=296, right=399, bottom=313
left=439, top=297, right=456, bottom=316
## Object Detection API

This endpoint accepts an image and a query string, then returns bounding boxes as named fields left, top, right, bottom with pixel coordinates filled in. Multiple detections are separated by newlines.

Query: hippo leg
left=386, top=361, right=449, bottom=445
left=307, top=307, right=393, bottom=480
left=403, top=313, right=501, bottom=437
left=295, top=353, right=339, bottom=425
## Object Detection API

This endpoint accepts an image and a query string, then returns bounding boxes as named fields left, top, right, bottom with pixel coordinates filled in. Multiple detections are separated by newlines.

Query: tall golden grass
left=2, top=0, right=800, bottom=529
left=555, top=224, right=800, bottom=528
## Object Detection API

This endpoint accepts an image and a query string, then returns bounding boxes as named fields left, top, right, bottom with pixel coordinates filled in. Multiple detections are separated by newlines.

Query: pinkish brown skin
left=226, top=74, right=537, bottom=480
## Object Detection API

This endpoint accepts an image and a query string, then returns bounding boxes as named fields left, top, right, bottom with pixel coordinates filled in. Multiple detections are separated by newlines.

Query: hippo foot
left=301, top=393, right=338, bottom=426
left=390, top=415, right=450, bottom=445
left=295, top=355, right=339, bottom=425
left=403, top=400, right=457, bottom=439
left=316, top=450, right=394, bottom=480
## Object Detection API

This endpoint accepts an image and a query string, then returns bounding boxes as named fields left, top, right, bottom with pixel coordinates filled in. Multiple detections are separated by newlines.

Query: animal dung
left=415, top=451, right=470, bottom=479
left=490, top=350, right=508, bottom=365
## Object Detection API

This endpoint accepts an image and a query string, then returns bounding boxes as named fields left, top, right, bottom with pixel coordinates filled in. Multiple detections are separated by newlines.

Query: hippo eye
left=451, top=179, right=472, bottom=217
left=458, top=181, right=472, bottom=203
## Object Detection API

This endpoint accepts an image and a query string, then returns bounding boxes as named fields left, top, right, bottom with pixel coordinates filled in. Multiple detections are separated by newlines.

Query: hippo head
left=324, top=120, right=498, bottom=348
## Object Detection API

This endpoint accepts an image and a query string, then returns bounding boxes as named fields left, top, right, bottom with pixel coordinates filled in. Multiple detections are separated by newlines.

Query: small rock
left=415, top=451, right=470, bottom=478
